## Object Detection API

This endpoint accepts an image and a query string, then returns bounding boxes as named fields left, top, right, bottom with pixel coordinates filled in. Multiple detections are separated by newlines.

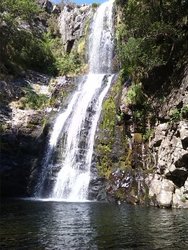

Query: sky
left=52, top=0, right=105, bottom=4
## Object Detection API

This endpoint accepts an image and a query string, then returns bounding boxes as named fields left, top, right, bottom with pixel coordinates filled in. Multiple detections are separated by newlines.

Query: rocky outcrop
left=146, top=174, right=175, bottom=208
left=145, top=67, right=188, bottom=208
left=95, top=64, right=188, bottom=208
left=112, top=66, right=188, bottom=208
left=147, top=120, right=188, bottom=208
left=0, top=72, right=50, bottom=197
left=0, top=111, right=48, bottom=197
left=59, top=4, right=93, bottom=53
left=37, top=0, right=53, bottom=14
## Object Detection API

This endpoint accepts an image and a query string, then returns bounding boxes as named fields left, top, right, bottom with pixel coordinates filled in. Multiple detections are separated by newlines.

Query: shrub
left=169, top=108, right=181, bottom=121
left=116, top=0, right=188, bottom=82
left=92, top=3, right=99, bottom=8
left=21, top=87, right=49, bottom=110
left=126, top=83, right=145, bottom=106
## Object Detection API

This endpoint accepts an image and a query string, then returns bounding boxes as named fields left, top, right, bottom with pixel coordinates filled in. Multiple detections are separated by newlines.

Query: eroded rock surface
left=59, top=4, right=93, bottom=52
left=97, top=65, right=188, bottom=208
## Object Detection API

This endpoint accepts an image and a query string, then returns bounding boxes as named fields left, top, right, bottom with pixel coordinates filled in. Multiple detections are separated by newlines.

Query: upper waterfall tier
left=89, top=0, right=114, bottom=74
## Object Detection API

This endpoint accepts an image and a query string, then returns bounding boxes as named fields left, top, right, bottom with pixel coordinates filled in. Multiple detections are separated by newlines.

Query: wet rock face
left=59, top=4, right=93, bottom=52
left=88, top=163, right=107, bottom=201
left=105, top=168, right=148, bottom=205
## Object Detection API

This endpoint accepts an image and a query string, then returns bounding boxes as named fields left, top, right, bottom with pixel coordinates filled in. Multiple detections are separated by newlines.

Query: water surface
left=1, top=199, right=188, bottom=249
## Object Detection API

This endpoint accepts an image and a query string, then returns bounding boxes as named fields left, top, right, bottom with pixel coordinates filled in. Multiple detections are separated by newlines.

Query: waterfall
left=36, top=0, right=114, bottom=201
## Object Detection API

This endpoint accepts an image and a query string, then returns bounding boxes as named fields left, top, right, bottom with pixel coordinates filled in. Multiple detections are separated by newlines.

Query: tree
left=0, top=0, right=57, bottom=75
left=116, top=0, right=188, bottom=81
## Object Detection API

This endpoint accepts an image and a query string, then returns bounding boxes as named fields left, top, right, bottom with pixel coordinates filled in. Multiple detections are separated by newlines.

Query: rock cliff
left=59, top=4, right=92, bottom=53
left=98, top=63, right=188, bottom=208
left=146, top=67, right=188, bottom=208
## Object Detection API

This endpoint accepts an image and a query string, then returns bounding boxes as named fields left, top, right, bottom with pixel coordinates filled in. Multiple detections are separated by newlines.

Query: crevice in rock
left=177, top=101, right=183, bottom=109
left=182, top=138, right=188, bottom=150
left=66, top=39, right=75, bottom=53
left=175, top=153, right=188, bottom=169
left=166, top=169, right=188, bottom=187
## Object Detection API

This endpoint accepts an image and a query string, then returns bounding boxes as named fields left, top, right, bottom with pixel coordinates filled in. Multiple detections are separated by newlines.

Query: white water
left=36, top=0, right=114, bottom=201
left=89, top=0, right=114, bottom=73
left=52, top=74, right=113, bottom=201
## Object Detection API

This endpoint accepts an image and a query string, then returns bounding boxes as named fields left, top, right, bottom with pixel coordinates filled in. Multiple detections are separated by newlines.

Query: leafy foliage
left=0, top=0, right=87, bottom=77
left=116, top=0, right=188, bottom=81
left=0, top=0, right=57, bottom=75
left=0, top=0, right=40, bottom=22
left=20, top=92, right=49, bottom=110
left=169, top=105, right=188, bottom=121
left=126, top=83, right=145, bottom=106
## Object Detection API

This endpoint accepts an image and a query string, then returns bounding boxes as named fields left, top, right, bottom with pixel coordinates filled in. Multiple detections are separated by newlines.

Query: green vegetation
left=42, top=28, right=84, bottom=76
left=115, top=0, right=188, bottom=140
left=169, top=105, right=188, bottom=121
left=0, top=0, right=85, bottom=77
left=100, top=97, right=116, bottom=135
left=19, top=87, right=49, bottom=110
left=92, top=3, right=100, bottom=9
left=169, top=108, right=181, bottom=121
left=0, top=0, right=40, bottom=21
left=143, top=129, right=154, bottom=142
left=96, top=94, right=116, bottom=178
left=116, top=0, right=188, bottom=82
left=181, top=105, right=188, bottom=119
left=96, top=78, right=123, bottom=178
left=126, top=83, right=145, bottom=106
left=0, top=0, right=56, bottom=75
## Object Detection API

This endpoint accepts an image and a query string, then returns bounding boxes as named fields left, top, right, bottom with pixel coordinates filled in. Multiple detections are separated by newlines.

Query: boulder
left=172, top=184, right=188, bottom=208
left=147, top=174, right=174, bottom=208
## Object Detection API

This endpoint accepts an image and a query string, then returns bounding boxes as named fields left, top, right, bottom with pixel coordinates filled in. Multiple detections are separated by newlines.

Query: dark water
left=0, top=200, right=188, bottom=250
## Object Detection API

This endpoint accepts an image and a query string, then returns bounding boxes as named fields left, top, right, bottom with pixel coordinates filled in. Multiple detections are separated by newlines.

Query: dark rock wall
left=0, top=72, right=49, bottom=197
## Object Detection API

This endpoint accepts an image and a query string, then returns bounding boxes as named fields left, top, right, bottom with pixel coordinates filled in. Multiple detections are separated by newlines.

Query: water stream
left=35, top=0, right=114, bottom=201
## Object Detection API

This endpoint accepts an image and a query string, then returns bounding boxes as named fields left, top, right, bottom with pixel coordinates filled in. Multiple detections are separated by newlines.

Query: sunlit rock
left=147, top=174, right=174, bottom=208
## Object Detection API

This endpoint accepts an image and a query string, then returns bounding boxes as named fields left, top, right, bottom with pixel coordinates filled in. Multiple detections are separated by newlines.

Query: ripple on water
left=1, top=200, right=188, bottom=249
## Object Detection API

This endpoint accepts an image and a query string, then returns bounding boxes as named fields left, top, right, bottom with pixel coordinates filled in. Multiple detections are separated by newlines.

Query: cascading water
left=35, top=0, right=114, bottom=201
